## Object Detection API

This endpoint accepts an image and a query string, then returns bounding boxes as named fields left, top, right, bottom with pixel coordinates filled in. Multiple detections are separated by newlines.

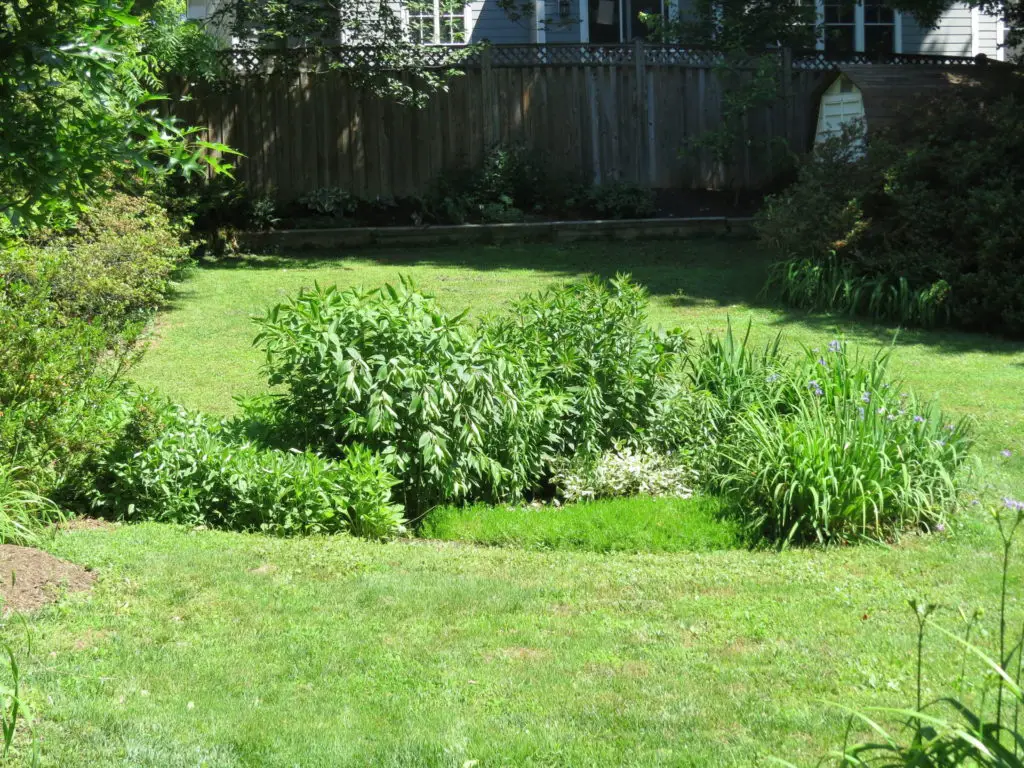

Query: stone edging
left=237, top=216, right=756, bottom=251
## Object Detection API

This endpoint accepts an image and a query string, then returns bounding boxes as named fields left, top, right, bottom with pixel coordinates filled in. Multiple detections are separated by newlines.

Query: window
left=814, top=0, right=900, bottom=54
left=862, top=0, right=894, bottom=54
left=823, top=0, right=855, bottom=53
left=406, top=0, right=467, bottom=44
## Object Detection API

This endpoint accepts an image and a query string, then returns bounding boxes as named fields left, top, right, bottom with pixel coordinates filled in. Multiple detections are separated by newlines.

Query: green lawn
left=421, top=496, right=745, bottom=553
left=137, top=240, right=1023, bottom=491
left=7, top=238, right=1024, bottom=766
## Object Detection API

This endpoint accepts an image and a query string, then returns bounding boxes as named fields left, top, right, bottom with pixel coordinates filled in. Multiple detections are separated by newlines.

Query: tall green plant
left=253, top=279, right=559, bottom=513
left=488, top=275, right=689, bottom=460
left=717, top=339, right=972, bottom=544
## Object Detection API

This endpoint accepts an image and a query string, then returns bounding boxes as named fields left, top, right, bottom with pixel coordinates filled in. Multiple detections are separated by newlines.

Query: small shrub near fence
left=757, top=86, right=1024, bottom=337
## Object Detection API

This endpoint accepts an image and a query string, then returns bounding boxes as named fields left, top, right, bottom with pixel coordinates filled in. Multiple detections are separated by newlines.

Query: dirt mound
left=0, top=544, right=95, bottom=615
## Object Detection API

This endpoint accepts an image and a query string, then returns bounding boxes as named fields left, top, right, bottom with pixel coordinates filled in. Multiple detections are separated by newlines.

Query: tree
left=0, top=0, right=233, bottom=229
left=207, top=0, right=475, bottom=104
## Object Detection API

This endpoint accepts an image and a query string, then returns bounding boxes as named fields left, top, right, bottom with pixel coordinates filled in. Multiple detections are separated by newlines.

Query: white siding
left=468, top=0, right=532, bottom=41
left=975, top=10, right=1002, bottom=57
left=544, top=0, right=586, bottom=42
left=901, top=2, right=973, bottom=56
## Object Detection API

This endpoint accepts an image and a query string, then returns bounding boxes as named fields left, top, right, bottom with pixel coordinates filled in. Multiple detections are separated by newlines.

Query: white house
left=187, top=0, right=1008, bottom=57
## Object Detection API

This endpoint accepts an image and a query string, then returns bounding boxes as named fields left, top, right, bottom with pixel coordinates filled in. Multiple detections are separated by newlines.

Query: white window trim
left=404, top=0, right=470, bottom=44
left=814, top=0, right=901, bottom=53
left=815, top=0, right=826, bottom=50
left=971, top=6, right=981, bottom=55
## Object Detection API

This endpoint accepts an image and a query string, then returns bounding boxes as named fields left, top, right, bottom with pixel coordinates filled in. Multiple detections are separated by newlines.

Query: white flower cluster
left=554, top=445, right=696, bottom=503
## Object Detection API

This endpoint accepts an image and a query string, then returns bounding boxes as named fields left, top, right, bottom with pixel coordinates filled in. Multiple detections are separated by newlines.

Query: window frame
left=812, top=0, right=902, bottom=54
left=405, top=0, right=469, bottom=45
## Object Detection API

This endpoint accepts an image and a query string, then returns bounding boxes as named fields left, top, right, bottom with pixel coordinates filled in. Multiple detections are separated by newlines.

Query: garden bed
left=237, top=215, right=755, bottom=252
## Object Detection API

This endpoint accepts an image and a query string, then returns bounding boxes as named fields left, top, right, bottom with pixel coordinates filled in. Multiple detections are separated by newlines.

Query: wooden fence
left=170, top=44, right=833, bottom=200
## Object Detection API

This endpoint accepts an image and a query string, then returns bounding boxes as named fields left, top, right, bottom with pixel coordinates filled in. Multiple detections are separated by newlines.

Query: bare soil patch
left=0, top=544, right=96, bottom=615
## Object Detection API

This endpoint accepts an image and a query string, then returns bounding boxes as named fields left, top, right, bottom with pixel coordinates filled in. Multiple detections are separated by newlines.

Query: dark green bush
left=0, top=192, right=189, bottom=519
left=423, top=144, right=574, bottom=224
left=758, top=87, right=1024, bottom=336
left=575, top=181, right=657, bottom=219
left=93, top=404, right=405, bottom=538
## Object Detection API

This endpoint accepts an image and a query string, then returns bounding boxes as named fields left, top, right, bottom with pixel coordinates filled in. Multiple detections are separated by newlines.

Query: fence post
left=634, top=38, right=649, bottom=185
left=781, top=47, right=795, bottom=147
left=481, top=45, right=498, bottom=147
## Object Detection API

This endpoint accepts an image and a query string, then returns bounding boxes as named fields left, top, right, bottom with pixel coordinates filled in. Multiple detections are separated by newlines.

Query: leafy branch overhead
left=0, top=0, right=235, bottom=230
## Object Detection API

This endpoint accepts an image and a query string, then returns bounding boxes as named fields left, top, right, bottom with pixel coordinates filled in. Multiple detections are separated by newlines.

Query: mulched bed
left=0, top=544, right=96, bottom=615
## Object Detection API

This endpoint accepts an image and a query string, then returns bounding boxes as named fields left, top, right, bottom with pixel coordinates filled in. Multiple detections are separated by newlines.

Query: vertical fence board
left=176, top=51, right=837, bottom=202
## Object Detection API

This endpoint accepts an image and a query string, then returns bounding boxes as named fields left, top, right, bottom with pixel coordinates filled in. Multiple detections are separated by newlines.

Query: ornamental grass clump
left=716, top=339, right=973, bottom=545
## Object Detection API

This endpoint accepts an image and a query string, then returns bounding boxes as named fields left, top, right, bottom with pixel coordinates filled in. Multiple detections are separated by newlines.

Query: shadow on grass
left=198, top=238, right=1024, bottom=357
left=201, top=236, right=770, bottom=306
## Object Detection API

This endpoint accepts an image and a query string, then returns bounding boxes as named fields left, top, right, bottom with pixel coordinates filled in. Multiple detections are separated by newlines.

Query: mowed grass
left=138, top=239, right=1024, bottom=493
left=5, top=238, right=1024, bottom=766
left=18, top=519, right=1024, bottom=767
left=421, top=495, right=745, bottom=553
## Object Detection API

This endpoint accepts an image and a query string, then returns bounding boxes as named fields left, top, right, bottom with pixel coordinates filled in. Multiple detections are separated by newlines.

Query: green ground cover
left=5, top=237, right=1024, bottom=766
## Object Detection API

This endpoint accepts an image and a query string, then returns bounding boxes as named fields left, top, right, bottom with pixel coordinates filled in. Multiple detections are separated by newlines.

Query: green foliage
left=706, top=332, right=972, bottom=544
left=208, top=0, right=473, bottom=106
left=0, top=0, right=235, bottom=230
left=254, top=274, right=972, bottom=544
left=424, top=144, right=563, bottom=224
left=0, top=288, right=130, bottom=496
left=95, top=404, right=404, bottom=538
left=421, top=494, right=743, bottom=553
left=0, top=463, right=64, bottom=547
left=298, top=188, right=359, bottom=218
left=2, top=193, right=190, bottom=326
left=489, top=276, right=688, bottom=459
left=575, top=182, right=657, bottom=220
left=644, top=0, right=814, bottom=51
left=759, top=90, right=1024, bottom=336
left=0, top=192, right=189, bottom=514
left=552, top=443, right=696, bottom=503
left=136, top=0, right=225, bottom=82
left=253, top=279, right=557, bottom=513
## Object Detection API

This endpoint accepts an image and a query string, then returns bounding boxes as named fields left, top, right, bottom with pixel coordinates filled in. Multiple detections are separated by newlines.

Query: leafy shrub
left=423, top=144, right=572, bottom=224
left=94, top=405, right=405, bottom=538
left=0, top=192, right=188, bottom=506
left=488, top=275, right=689, bottom=458
left=552, top=444, right=695, bottom=503
left=298, top=188, right=359, bottom=217
left=1, top=193, right=189, bottom=327
left=576, top=182, right=657, bottom=219
left=758, top=88, right=1024, bottom=335
left=644, top=323, right=971, bottom=544
left=0, top=286, right=132, bottom=495
left=253, top=280, right=558, bottom=513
